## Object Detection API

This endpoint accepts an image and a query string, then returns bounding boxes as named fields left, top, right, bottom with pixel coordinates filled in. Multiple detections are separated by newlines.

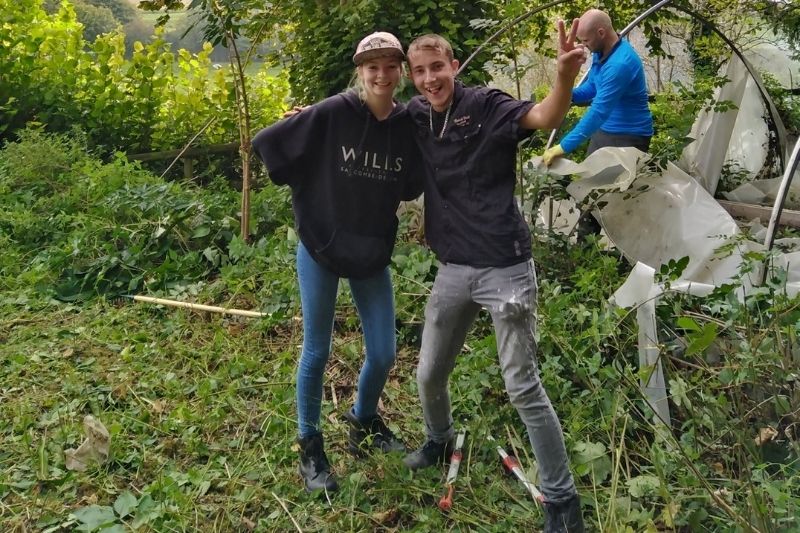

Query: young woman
left=251, top=32, right=423, bottom=493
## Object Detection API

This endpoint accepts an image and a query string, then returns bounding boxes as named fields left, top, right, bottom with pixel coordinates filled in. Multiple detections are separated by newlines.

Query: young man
left=402, top=23, right=586, bottom=533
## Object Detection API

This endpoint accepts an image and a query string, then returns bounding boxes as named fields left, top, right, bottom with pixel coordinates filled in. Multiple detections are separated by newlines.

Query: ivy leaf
left=191, top=225, right=211, bottom=239
left=685, top=322, right=718, bottom=356
left=131, top=494, right=164, bottom=528
left=71, top=505, right=116, bottom=531
left=675, top=316, right=700, bottom=331
left=572, top=441, right=612, bottom=482
left=113, top=491, right=138, bottom=518
left=228, top=235, right=251, bottom=262
left=669, top=377, right=691, bottom=408
left=627, top=475, right=661, bottom=498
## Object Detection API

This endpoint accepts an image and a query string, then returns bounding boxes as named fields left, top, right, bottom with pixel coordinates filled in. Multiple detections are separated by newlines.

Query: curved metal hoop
left=457, top=0, right=794, bottom=252
left=670, top=3, right=788, bottom=170
left=457, top=0, right=788, bottom=170
left=456, top=0, right=572, bottom=76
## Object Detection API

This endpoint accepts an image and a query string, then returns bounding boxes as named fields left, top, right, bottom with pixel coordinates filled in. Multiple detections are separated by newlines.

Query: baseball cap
left=353, top=32, right=404, bottom=65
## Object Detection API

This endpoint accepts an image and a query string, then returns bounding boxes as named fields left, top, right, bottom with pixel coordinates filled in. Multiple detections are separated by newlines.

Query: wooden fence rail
left=127, top=141, right=240, bottom=179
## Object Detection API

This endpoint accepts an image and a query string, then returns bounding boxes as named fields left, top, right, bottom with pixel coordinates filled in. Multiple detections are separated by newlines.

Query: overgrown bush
left=0, top=129, right=295, bottom=303
left=0, top=0, right=289, bottom=154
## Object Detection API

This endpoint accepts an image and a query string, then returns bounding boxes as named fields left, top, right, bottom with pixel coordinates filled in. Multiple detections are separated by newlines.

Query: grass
left=1, top=132, right=798, bottom=532
left=1, top=295, right=567, bottom=531
left=3, top=233, right=800, bottom=531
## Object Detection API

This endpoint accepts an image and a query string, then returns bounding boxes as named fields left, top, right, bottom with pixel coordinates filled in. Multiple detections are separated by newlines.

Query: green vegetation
left=2, top=130, right=798, bottom=531
left=2, top=0, right=800, bottom=531
left=0, top=0, right=289, bottom=154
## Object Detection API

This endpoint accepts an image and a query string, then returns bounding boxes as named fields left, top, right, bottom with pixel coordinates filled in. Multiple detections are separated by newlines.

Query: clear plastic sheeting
left=539, top=147, right=800, bottom=426
left=744, top=34, right=800, bottom=90
left=678, top=55, right=770, bottom=194
left=589, top=161, right=762, bottom=286
left=535, top=196, right=581, bottom=238
left=611, top=262, right=716, bottom=426
left=724, top=176, right=800, bottom=210
left=540, top=147, right=761, bottom=286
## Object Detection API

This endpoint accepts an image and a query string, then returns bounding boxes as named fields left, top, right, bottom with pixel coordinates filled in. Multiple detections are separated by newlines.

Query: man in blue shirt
left=542, top=9, right=652, bottom=240
left=543, top=9, right=653, bottom=165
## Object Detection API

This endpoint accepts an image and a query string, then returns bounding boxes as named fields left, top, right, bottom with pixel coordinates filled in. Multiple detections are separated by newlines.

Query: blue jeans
left=295, top=241, right=397, bottom=438
left=416, top=260, right=577, bottom=503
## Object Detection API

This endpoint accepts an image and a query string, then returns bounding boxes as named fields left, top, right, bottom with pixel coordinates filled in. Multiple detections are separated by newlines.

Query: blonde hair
left=349, top=60, right=407, bottom=102
left=407, top=34, right=454, bottom=62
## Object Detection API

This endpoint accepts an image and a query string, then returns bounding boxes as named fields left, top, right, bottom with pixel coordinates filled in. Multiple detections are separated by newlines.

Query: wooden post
left=183, top=157, right=193, bottom=180
left=241, top=145, right=250, bottom=241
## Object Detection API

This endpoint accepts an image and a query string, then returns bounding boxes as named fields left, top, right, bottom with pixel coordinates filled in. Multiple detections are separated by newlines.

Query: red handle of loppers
left=438, top=484, right=455, bottom=512
left=438, top=448, right=463, bottom=511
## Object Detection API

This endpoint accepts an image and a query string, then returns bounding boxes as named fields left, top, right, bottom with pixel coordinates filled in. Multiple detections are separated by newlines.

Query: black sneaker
left=297, top=433, right=338, bottom=493
left=402, top=438, right=454, bottom=471
left=543, top=494, right=585, bottom=533
left=343, top=409, right=405, bottom=456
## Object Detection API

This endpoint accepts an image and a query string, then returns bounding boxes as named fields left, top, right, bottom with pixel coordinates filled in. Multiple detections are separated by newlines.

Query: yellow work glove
left=542, top=144, right=565, bottom=166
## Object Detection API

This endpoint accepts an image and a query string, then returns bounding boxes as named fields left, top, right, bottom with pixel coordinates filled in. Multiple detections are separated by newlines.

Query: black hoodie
left=252, top=90, right=424, bottom=279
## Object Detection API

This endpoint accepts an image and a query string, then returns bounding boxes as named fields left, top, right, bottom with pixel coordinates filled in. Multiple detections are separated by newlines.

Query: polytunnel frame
left=455, top=1, right=800, bottom=429
left=457, top=0, right=798, bottom=255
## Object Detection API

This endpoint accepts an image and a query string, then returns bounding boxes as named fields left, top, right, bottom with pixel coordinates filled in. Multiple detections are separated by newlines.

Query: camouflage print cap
left=353, top=32, right=405, bottom=65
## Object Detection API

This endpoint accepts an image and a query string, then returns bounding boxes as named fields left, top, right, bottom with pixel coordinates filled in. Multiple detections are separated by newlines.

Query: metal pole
left=763, top=137, right=800, bottom=276
left=670, top=3, right=788, bottom=171
left=457, top=0, right=571, bottom=76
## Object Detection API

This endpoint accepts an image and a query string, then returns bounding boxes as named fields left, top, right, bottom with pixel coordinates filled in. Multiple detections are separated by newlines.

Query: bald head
left=576, top=9, right=618, bottom=56
left=580, top=9, right=614, bottom=34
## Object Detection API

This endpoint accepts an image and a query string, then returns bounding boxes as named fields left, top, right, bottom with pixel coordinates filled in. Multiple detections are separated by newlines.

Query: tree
left=140, top=0, right=273, bottom=241
left=271, top=0, right=502, bottom=102
left=73, top=0, right=119, bottom=42
left=85, top=0, right=139, bottom=24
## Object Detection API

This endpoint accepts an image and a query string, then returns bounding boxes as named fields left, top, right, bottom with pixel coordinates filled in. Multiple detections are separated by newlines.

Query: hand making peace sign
left=556, top=18, right=586, bottom=80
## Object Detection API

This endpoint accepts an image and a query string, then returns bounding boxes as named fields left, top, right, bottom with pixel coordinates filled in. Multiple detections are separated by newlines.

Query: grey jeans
left=416, top=260, right=577, bottom=502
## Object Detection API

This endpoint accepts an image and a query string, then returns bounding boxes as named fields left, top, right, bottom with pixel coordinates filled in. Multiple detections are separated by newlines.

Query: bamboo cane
left=130, top=295, right=265, bottom=318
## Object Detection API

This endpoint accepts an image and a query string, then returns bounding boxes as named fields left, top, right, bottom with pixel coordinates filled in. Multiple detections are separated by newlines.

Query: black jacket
left=252, top=91, right=423, bottom=279
left=408, top=83, right=534, bottom=267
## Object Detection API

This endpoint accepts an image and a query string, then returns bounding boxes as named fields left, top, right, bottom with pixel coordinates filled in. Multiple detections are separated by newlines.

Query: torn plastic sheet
left=611, top=262, right=716, bottom=425
left=744, top=218, right=792, bottom=247
left=724, top=176, right=800, bottom=210
left=539, top=147, right=800, bottom=426
left=678, top=55, right=770, bottom=194
left=539, top=147, right=763, bottom=286
left=744, top=34, right=800, bottom=90
left=64, top=415, right=110, bottom=472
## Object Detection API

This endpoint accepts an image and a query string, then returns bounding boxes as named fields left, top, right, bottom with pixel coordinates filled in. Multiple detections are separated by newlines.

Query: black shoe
left=297, top=433, right=338, bottom=493
left=343, top=409, right=405, bottom=455
left=543, top=494, right=585, bottom=533
left=576, top=211, right=602, bottom=243
left=402, top=438, right=454, bottom=471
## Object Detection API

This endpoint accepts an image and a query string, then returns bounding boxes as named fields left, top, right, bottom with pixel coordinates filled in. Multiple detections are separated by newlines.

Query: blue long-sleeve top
left=559, top=39, right=653, bottom=153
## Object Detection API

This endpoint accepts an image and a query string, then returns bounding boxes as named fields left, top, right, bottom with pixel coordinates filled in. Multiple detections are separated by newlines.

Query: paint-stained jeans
left=416, top=260, right=577, bottom=502
left=295, top=241, right=396, bottom=438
